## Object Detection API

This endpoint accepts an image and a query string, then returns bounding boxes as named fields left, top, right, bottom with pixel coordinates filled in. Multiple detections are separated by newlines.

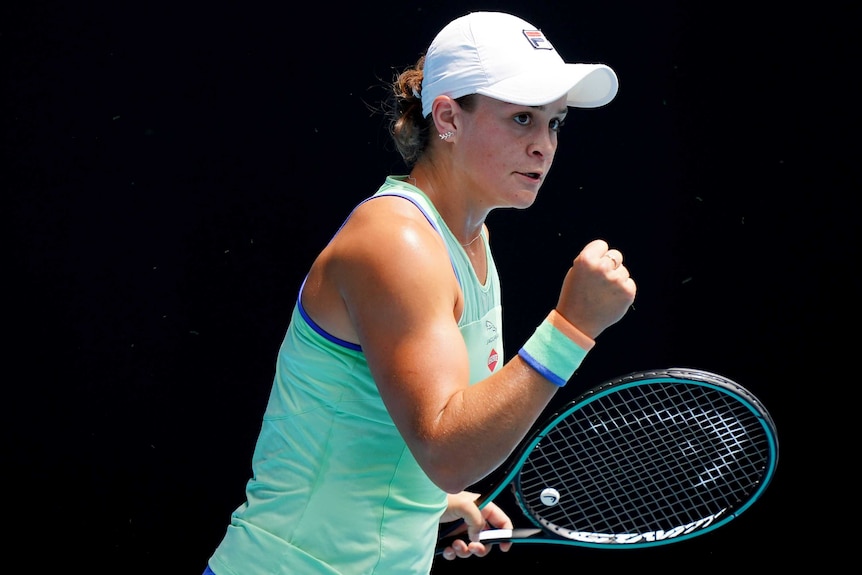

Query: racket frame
left=440, top=367, right=779, bottom=551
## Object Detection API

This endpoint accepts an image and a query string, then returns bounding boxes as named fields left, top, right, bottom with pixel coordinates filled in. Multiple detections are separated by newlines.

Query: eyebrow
left=531, top=104, right=569, bottom=116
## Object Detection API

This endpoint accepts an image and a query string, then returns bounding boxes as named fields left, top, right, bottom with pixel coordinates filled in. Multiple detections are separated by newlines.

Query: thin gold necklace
left=461, top=233, right=482, bottom=247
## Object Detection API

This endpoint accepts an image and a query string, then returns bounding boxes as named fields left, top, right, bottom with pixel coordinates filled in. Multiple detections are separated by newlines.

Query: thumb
left=462, top=505, right=486, bottom=543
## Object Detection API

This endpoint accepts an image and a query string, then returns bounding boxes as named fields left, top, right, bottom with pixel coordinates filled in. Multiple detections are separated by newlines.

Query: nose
left=528, top=130, right=557, bottom=159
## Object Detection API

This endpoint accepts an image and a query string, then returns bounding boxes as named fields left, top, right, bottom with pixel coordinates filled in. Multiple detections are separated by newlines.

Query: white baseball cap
left=420, top=11, right=619, bottom=118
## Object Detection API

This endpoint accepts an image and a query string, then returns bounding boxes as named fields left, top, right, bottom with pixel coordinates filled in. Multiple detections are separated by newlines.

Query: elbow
left=427, top=472, right=471, bottom=495
left=415, top=453, right=477, bottom=494
left=405, top=407, right=486, bottom=493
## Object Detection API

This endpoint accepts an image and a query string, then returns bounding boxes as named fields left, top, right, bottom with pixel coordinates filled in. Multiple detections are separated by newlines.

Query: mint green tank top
left=208, top=177, right=503, bottom=574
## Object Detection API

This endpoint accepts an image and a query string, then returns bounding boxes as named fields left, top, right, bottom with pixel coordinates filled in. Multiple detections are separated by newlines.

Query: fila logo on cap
left=523, top=29, right=553, bottom=50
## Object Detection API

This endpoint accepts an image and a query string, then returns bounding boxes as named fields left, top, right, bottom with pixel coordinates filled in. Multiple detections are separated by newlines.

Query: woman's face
left=451, top=94, right=569, bottom=211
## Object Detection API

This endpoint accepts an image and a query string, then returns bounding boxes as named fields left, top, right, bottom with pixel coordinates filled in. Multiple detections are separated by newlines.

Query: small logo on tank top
left=488, top=349, right=499, bottom=372
left=485, top=320, right=499, bottom=345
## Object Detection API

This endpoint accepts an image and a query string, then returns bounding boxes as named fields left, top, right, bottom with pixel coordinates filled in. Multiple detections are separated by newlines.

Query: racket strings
left=516, top=381, right=771, bottom=537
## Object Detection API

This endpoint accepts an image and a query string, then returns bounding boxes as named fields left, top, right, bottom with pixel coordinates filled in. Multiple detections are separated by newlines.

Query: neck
left=405, top=169, right=487, bottom=248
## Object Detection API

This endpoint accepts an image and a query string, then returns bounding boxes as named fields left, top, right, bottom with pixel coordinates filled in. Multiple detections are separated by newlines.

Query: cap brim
left=476, top=63, right=619, bottom=109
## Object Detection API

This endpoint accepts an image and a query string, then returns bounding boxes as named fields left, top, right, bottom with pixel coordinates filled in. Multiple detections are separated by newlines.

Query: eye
left=513, top=113, right=532, bottom=126
left=550, top=117, right=566, bottom=132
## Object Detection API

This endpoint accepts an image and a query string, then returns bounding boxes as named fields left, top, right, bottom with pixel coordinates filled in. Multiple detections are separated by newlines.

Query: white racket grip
left=477, top=528, right=542, bottom=543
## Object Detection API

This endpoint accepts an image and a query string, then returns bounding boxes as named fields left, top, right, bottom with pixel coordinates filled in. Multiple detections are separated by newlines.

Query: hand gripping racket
left=436, top=367, right=778, bottom=552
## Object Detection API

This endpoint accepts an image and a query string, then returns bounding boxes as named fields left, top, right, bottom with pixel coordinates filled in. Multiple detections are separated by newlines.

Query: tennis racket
left=436, top=367, right=778, bottom=553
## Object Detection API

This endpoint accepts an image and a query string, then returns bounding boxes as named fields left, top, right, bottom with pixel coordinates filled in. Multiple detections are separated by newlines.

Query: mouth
left=517, top=171, right=543, bottom=182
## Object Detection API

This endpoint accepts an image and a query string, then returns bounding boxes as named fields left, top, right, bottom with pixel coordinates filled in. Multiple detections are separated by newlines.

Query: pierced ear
left=430, top=96, right=458, bottom=138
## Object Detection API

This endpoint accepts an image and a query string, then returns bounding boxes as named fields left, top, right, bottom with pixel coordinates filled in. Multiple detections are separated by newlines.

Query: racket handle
left=436, top=528, right=541, bottom=555
left=437, top=518, right=466, bottom=540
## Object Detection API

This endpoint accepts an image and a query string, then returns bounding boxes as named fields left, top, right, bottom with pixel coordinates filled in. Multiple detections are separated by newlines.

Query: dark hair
left=386, top=55, right=432, bottom=166
left=386, top=55, right=477, bottom=166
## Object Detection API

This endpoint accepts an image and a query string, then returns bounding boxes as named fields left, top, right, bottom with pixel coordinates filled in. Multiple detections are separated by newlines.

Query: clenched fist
left=555, top=239, right=637, bottom=339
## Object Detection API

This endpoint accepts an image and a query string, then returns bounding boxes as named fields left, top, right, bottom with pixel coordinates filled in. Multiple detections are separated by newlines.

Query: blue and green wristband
left=518, top=310, right=595, bottom=387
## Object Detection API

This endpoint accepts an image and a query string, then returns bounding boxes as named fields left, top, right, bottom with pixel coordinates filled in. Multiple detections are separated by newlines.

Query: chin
left=511, top=190, right=540, bottom=209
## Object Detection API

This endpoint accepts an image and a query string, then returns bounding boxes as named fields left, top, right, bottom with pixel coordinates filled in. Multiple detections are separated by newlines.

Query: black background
left=6, top=1, right=856, bottom=572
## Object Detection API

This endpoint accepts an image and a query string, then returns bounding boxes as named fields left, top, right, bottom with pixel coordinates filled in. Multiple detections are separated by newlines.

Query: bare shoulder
left=302, top=195, right=458, bottom=343
left=333, top=195, right=448, bottom=268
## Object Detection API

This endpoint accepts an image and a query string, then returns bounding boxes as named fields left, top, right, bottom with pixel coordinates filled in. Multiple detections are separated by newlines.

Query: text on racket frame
left=544, top=508, right=727, bottom=544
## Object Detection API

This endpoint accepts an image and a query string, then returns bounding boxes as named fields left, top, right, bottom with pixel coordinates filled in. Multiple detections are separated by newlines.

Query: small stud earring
left=438, top=131, right=454, bottom=141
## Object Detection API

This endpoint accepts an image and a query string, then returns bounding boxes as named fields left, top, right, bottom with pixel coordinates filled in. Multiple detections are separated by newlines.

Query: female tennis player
left=203, top=11, right=636, bottom=575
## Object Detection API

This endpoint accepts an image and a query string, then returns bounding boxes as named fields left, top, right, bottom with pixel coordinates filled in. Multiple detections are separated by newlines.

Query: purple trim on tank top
left=297, top=277, right=362, bottom=351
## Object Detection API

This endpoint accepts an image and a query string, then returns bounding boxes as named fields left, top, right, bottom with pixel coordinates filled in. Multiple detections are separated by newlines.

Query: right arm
left=302, top=199, right=635, bottom=493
